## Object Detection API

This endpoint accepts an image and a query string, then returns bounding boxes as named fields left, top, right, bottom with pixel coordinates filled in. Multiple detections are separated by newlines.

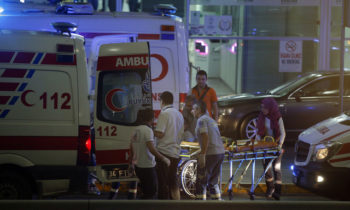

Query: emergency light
left=0, top=7, right=4, bottom=14
left=154, top=4, right=177, bottom=16
left=56, top=2, right=94, bottom=15
left=52, top=22, right=77, bottom=36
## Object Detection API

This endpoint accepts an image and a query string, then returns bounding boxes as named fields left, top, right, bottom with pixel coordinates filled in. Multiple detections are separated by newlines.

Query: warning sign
left=279, top=40, right=302, bottom=72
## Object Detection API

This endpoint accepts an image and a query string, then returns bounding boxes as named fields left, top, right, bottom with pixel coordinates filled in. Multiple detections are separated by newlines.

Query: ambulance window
left=96, top=70, right=152, bottom=125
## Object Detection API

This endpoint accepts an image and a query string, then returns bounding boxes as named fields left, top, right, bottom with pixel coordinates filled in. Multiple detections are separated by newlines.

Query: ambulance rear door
left=93, top=42, right=152, bottom=183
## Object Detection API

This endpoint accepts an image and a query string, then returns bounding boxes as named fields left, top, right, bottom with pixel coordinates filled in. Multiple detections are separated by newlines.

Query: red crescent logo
left=105, top=88, right=126, bottom=112
left=151, top=54, right=168, bottom=82
left=21, top=90, right=35, bottom=107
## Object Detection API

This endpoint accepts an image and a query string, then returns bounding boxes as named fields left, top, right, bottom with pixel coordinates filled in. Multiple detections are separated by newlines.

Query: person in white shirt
left=154, top=91, right=184, bottom=200
left=129, top=109, right=170, bottom=199
left=256, top=97, right=286, bottom=200
left=193, top=100, right=225, bottom=200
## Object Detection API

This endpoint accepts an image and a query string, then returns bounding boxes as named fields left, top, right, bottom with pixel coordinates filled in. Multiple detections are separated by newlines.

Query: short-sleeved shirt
left=195, top=114, right=225, bottom=155
left=130, top=125, right=156, bottom=168
left=155, top=105, right=184, bottom=158
left=192, top=85, right=218, bottom=118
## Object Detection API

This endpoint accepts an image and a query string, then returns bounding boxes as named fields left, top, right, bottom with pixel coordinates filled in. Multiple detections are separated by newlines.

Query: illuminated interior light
left=316, top=175, right=324, bottom=183
left=195, top=40, right=209, bottom=56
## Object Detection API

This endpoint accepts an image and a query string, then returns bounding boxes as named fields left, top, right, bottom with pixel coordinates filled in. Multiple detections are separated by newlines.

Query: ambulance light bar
left=154, top=4, right=177, bottom=16
left=56, top=2, right=94, bottom=15
left=52, top=22, right=77, bottom=36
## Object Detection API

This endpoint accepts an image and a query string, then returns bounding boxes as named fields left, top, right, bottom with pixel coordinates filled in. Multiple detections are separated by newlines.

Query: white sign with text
left=279, top=40, right=303, bottom=72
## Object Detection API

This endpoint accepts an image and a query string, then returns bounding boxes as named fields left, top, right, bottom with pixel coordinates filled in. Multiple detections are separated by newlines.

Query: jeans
left=196, top=153, right=224, bottom=200
left=156, top=153, right=180, bottom=200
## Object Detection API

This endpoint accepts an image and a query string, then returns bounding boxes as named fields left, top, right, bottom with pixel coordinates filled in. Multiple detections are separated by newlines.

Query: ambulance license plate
left=108, top=168, right=131, bottom=179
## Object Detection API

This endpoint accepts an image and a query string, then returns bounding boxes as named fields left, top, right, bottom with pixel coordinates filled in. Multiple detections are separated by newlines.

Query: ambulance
left=0, top=3, right=189, bottom=199
left=0, top=2, right=190, bottom=114
left=293, top=111, right=350, bottom=198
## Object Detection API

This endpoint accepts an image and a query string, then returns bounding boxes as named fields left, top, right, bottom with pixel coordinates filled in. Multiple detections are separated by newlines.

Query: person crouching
left=193, top=101, right=225, bottom=200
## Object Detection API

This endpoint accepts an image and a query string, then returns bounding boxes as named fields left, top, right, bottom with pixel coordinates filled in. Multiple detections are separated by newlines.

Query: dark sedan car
left=218, top=72, right=350, bottom=140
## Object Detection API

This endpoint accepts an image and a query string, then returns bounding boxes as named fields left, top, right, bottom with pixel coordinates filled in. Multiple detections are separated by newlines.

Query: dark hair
left=195, top=100, right=207, bottom=114
left=185, top=95, right=197, bottom=103
left=196, top=70, right=207, bottom=79
left=160, top=91, right=173, bottom=105
left=136, top=108, right=154, bottom=124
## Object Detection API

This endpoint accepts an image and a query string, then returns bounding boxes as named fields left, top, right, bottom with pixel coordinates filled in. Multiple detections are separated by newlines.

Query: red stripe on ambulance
left=0, top=136, right=78, bottom=150
left=329, top=156, right=350, bottom=163
left=335, top=142, right=350, bottom=155
left=14, top=52, right=35, bottom=63
left=0, top=96, right=11, bottom=105
left=0, top=82, right=19, bottom=91
left=1, top=69, right=27, bottom=78
left=95, top=149, right=130, bottom=164
left=0, top=52, right=15, bottom=63
left=97, top=54, right=148, bottom=71
left=41, top=53, right=77, bottom=65
left=78, top=32, right=160, bottom=40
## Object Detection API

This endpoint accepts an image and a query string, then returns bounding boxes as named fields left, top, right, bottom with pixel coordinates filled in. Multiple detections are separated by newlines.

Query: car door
left=93, top=42, right=152, bottom=182
left=283, top=75, right=340, bottom=132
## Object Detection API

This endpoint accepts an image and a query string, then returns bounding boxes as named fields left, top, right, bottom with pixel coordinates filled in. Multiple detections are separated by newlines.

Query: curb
left=224, top=183, right=311, bottom=195
left=95, top=182, right=311, bottom=195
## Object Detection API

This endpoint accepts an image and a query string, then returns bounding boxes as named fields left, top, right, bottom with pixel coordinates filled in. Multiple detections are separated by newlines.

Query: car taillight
left=77, top=126, right=91, bottom=166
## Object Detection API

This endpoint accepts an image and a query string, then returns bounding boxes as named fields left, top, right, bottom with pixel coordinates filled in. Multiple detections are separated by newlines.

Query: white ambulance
left=0, top=3, right=190, bottom=199
left=293, top=112, right=350, bottom=199
left=0, top=2, right=190, bottom=113
left=0, top=25, right=153, bottom=198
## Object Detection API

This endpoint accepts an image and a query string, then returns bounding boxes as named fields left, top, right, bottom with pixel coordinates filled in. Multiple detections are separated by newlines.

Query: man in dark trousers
left=154, top=91, right=184, bottom=200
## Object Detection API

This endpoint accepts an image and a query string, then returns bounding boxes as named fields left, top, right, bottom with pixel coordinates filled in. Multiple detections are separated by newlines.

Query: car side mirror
left=293, top=90, right=303, bottom=102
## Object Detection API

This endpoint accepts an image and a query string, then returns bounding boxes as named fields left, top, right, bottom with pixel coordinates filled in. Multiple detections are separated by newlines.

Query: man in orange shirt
left=191, top=70, right=218, bottom=121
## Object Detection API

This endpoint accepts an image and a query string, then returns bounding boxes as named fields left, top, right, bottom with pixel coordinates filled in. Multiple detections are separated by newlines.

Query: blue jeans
left=196, top=153, right=224, bottom=200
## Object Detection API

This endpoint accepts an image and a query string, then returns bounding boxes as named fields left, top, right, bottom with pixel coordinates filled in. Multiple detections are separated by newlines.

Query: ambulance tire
left=179, top=159, right=197, bottom=199
left=0, top=170, right=32, bottom=199
left=240, top=113, right=259, bottom=139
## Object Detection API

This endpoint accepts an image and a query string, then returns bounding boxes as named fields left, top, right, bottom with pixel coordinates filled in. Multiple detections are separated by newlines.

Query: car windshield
left=268, top=73, right=321, bottom=96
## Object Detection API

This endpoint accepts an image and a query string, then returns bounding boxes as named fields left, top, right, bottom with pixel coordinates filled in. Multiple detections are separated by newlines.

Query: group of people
left=128, top=70, right=286, bottom=200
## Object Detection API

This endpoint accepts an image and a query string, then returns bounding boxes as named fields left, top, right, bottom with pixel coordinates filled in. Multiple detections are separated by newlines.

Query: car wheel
left=179, top=159, right=197, bottom=199
left=240, top=114, right=259, bottom=139
left=0, top=170, right=32, bottom=199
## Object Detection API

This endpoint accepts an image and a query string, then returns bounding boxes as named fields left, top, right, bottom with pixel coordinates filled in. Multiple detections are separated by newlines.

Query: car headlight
left=315, top=147, right=328, bottom=160
left=314, top=142, right=342, bottom=161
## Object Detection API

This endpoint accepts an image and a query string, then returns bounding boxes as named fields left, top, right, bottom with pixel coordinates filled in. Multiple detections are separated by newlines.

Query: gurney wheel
left=249, top=192, right=255, bottom=200
left=179, top=159, right=197, bottom=199
left=228, top=190, right=233, bottom=200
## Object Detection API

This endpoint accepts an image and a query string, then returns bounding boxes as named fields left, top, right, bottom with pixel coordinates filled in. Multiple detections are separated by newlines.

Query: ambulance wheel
left=0, top=170, right=32, bottom=199
left=179, top=159, right=197, bottom=199
left=240, top=113, right=259, bottom=139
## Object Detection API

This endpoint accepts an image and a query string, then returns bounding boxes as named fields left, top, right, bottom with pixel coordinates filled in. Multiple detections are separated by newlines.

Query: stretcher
left=224, top=140, right=279, bottom=200
left=179, top=137, right=280, bottom=200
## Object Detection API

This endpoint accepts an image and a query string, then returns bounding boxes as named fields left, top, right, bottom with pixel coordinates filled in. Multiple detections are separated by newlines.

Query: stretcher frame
left=224, top=148, right=279, bottom=200
left=179, top=140, right=280, bottom=200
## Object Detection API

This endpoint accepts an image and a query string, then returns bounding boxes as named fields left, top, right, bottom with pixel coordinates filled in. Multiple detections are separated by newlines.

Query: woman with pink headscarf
left=256, top=97, right=286, bottom=200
